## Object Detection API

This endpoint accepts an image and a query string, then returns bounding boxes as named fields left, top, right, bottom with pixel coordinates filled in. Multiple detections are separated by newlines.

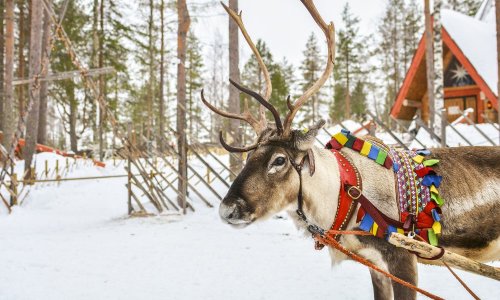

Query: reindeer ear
left=293, top=120, right=326, bottom=151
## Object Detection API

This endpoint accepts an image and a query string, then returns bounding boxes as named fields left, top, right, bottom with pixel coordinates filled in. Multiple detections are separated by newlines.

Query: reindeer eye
left=273, top=157, right=286, bottom=166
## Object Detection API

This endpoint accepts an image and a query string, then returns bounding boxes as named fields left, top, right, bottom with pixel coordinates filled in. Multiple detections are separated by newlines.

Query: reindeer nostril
left=227, top=212, right=234, bottom=219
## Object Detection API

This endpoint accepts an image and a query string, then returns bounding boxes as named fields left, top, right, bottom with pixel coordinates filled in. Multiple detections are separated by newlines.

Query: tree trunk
left=177, top=0, right=190, bottom=213
left=424, top=0, right=435, bottom=128
left=3, top=0, right=14, bottom=151
left=0, top=0, right=4, bottom=133
left=228, top=0, right=241, bottom=179
left=98, top=0, right=105, bottom=160
left=159, top=0, right=165, bottom=150
left=433, top=0, right=445, bottom=141
left=68, top=86, right=78, bottom=152
left=24, top=0, right=43, bottom=178
left=38, top=1, right=52, bottom=145
left=496, top=0, right=500, bottom=144
left=91, top=0, right=99, bottom=145
left=147, top=0, right=154, bottom=141
left=18, top=0, right=26, bottom=120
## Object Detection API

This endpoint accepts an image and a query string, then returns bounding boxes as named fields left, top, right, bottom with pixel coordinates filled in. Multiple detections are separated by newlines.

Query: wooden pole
left=432, top=0, right=445, bottom=139
left=127, top=123, right=133, bottom=215
left=388, top=233, right=500, bottom=281
left=496, top=0, right=500, bottom=144
left=424, top=0, right=435, bottom=129
left=10, top=173, right=17, bottom=206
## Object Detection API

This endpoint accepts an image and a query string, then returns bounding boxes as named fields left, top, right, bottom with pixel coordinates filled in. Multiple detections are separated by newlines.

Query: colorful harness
left=324, top=130, right=444, bottom=246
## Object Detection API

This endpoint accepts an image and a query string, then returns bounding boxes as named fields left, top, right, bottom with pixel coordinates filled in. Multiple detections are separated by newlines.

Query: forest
left=0, top=0, right=484, bottom=169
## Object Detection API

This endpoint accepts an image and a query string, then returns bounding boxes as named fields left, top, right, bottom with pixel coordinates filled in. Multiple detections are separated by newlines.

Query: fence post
left=127, top=122, right=133, bottom=215
left=55, top=160, right=60, bottom=184
left=10, top=173, right=18, bottom=206
left=45, top=160, right=49, bottom=178
left=30, top=167, right=36, bottom=185
left=441, top=108, right=447, bottom=147
left=206, top=168, right=211, bottom=184
left=65, top=158, right=69, bottom=171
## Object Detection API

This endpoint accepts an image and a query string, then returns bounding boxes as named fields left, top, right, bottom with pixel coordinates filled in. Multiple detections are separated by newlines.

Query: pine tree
left=300, top=32, right=322, bottom=123
left=50, top=0, right=91, bottom=152
left=331, top=3, right=365, bottom=121
left=376, top=0, right=422, bottom=121
left=241, top=40, right=290, bottom=117
left=186, top=30, right=204, bottom=137
left=446, top=0, right=482, bottom=16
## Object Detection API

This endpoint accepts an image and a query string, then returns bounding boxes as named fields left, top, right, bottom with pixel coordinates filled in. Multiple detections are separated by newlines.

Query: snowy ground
left=1, top=153, right=499, bottom=300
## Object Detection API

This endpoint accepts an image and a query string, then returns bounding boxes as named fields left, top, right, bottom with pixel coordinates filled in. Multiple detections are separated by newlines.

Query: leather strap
left=326, top=150, right=361, bottom=242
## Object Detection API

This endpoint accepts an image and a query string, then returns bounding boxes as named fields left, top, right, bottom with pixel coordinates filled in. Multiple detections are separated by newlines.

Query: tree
left=446, top=0, right=482, bottom=16
left=228, top=0, right=241, bottom=178
left=376, top=0, right=422, bottom=121
left=350, top=80, right=367, bottom=119
left=300, top=32, right=323, bottom=123
left=24, top=0, right=44, bottom=177
left=186, top=30, right=204, bottom=137
left=332, top=3, right=365, bottom=121
left=177, top=0, right=190, bottom=213
left=50, top=0, right=90, bottom=152
left=0, top=0, right=4, bottom=133
left=2, top=0, right=14, bottom=151
left=242, top=40, right=291, bottom=117
left=38, top=0, right=53, bottom=145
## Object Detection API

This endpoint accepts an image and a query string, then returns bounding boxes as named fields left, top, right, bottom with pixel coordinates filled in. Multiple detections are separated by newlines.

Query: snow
left=1, top=152, right=499, bottom=299
left=442, top=9, right=498, bottom=95
left=410, top=122, right=499, bottom=149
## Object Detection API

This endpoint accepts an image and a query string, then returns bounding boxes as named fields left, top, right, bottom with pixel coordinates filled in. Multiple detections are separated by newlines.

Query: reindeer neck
left=293, top=146, right=399, bottom=231
left=298, top=146, right=342, bottom=229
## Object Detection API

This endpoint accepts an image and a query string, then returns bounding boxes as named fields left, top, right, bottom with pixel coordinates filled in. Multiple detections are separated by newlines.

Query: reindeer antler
left=282, top=0, right=335, bottom=137
left=201, top=0, right=335, bottom=152
left=201, top=89, right=266, bottom=134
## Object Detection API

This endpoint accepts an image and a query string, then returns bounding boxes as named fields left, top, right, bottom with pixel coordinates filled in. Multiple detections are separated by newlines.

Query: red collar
left=315, top=147, right=362, bottom=249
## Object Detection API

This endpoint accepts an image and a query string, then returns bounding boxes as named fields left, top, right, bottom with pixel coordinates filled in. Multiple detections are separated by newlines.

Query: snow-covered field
left=0, top=153, right=499, bottom=300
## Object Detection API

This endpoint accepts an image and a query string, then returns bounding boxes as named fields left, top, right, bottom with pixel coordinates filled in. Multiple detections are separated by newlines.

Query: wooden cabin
left=390, top=7, right=499, bottom=124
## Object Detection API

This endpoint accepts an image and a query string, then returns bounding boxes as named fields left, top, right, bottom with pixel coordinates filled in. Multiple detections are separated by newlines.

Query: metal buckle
left=347, top=186, right=362, bottom=200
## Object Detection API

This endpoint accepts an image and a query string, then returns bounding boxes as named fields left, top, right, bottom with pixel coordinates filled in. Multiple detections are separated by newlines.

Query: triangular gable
left=390, top=27, right=499, bottom=119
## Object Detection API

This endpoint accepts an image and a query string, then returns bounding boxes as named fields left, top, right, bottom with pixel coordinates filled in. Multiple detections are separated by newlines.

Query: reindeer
left=202, top=1, right=500, bottom=299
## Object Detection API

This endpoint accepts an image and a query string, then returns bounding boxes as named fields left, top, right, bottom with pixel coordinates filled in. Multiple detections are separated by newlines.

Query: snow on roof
left=442, top=9, right=498, bottom=95
left=475, top=0, right=494, bottom=23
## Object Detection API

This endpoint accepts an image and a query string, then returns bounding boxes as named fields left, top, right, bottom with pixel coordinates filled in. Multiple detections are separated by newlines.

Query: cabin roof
left=390, top=9, right=499, bottom=120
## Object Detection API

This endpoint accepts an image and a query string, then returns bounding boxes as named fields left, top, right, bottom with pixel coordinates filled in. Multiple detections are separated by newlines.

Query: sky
left=194, top=0, right=387, bottom=68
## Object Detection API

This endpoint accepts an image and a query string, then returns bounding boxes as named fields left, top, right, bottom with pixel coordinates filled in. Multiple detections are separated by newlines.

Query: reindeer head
left=202, top=0, right=335, bottom=227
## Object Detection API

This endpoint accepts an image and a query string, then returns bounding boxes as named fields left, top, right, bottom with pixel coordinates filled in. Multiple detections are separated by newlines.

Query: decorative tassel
left=416, top=149, right=431, bottom=156
left=423, top=159, right=440, bottom=167
left=333, top=133, right=348, bottom=145
left=422, top=174, right=443, bottom=187
left=352, top=138, right=364, bottom=151
left=345, top=135, right=356, bottom=148
left=370, top=222, right=379, bottom=236
left=368, top=146, right=379, bottom=160
left=431, top=193, right=444, bottom=206
left=359, top=214, right=374, bottom=231
left=393, top=162, right=400, bottom=172
left=397, top=228, right=404, bottom=234
left=428, top=229, right=438, bottom=246
left=413, top=155, right=425, bottom=164
left=430, top=185, right=439, bottom=195
left=432, top=221, right=442, bottom=235
left=360, top=141, right=372, bottom=156
left=375, top=150, right=388, bottom=165
left=415, top=166, right=434, bottom=177
left=431, top=209, right=441, bottom=222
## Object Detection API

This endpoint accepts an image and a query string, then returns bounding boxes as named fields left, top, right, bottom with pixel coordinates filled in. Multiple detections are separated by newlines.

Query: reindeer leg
left=356, top=247, right=394, bottom=300
left=385, top=249, right=418, bottom=300
left=357, top=235, right=418, bottom=300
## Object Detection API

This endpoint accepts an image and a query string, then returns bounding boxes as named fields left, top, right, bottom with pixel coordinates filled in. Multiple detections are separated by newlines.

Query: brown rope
left=314, top=233, right=444, bottom=300
left=443, top=261, right=480, bottom=300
